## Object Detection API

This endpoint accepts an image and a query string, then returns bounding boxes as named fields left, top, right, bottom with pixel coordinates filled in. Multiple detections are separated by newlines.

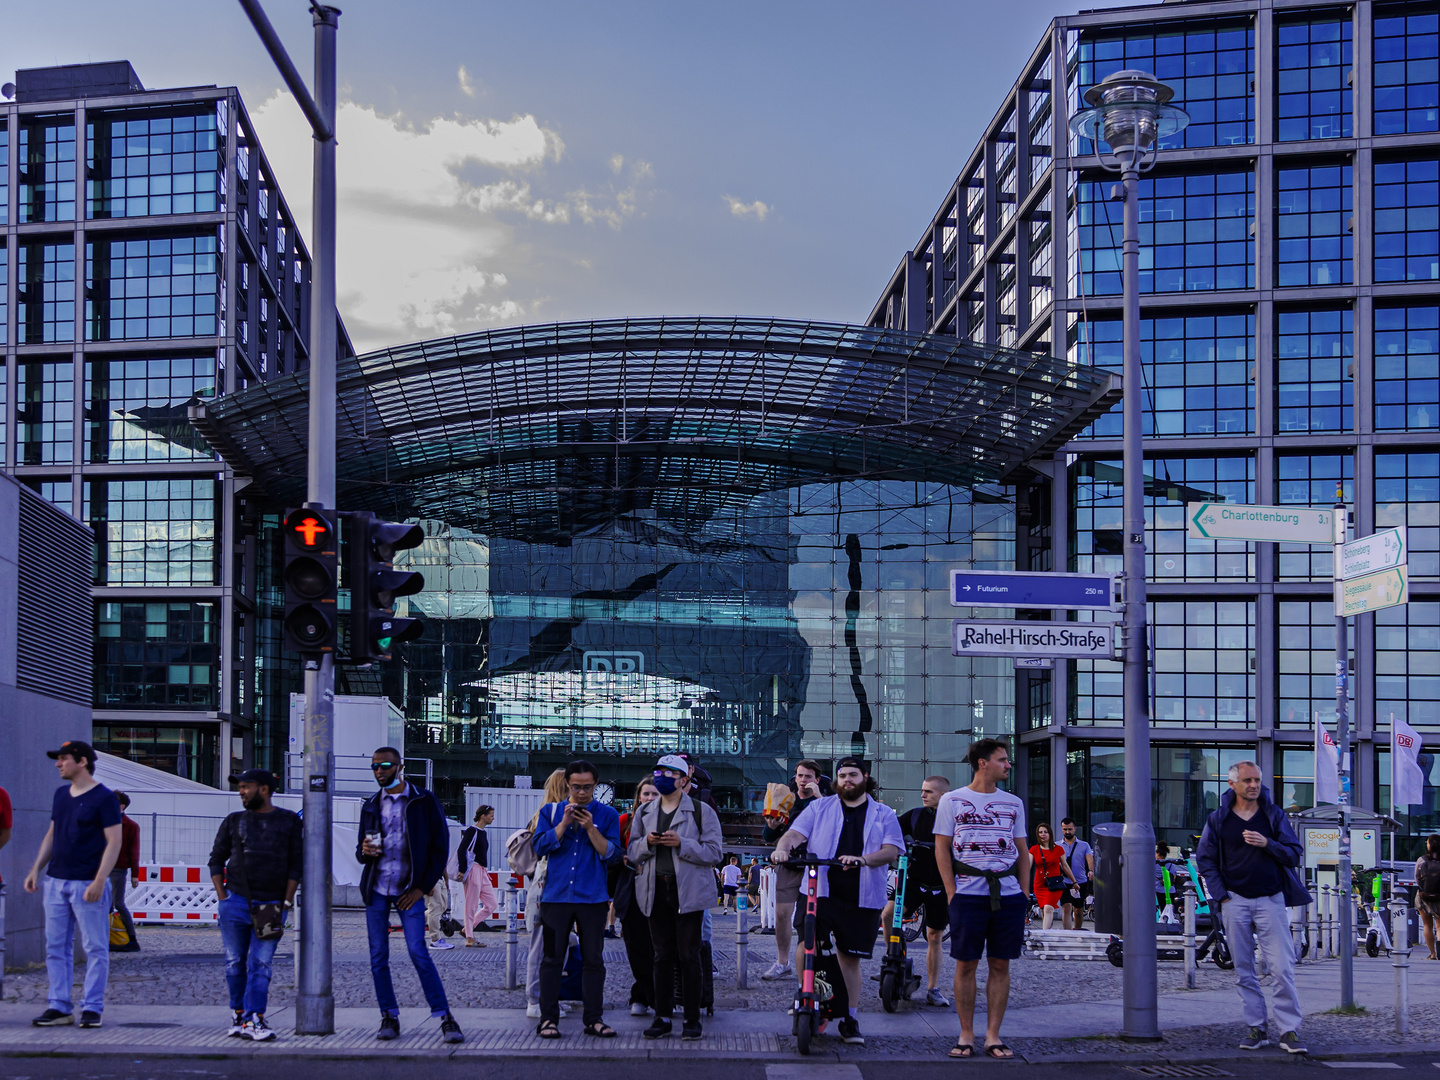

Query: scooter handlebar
left=773, top=854, right=850, bottom=868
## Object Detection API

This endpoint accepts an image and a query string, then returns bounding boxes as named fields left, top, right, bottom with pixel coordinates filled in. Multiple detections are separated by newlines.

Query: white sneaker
left=429, top=937, right=456, bottom=950
left=630, top=1002, right=650, bottom=1016
left=760, top=962, right=794, bottom=980
left=242, top=1015, right=277, bottom=1042
left=227, top=1010, right=246, bottom=1037
left=526, top=1002, right=571, bottom=1018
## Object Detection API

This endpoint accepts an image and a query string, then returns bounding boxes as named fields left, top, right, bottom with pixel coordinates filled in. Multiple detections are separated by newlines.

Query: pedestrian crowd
left=8, top=736, right=1438, bottom=1058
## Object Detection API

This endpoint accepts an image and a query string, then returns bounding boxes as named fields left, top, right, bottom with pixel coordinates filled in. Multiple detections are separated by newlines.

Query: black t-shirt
left=1219, top=808, right=1283, bottom=899
left=655, top=805, right=677, bottom=876
left=899, top=806, right=941, bottom=889
left=48, top=784, right=122, bottom=881
left=829, top=799, right=868, bottom=905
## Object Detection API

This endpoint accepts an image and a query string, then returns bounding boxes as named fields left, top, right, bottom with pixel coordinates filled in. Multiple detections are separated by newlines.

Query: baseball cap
left=228, top=768, right=279, bottom=790
left=47, top=739, right=97, bottom=765
left=835, top=755, right=870, bottom=775
left=655, top=754, right=690, bottom=774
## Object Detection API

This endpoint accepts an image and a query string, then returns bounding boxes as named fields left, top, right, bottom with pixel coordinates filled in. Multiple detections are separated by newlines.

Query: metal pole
left=1183, top=879, right=1196, bottom=990
left=1119, top=150, right=1159, bottom=1041
left=1334, top=498, right=1353, bottom=1010
left=505, top=876, right=521, bottom=990
left=296, top=3, right=341, bottom=1037
left=736, top=887, right=750, bottom=989
left=1391, top=897, right=1409, bottom=1034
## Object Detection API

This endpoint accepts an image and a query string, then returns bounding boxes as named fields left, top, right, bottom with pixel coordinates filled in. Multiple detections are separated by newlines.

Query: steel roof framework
left=192, top=317, right=1120, bottom=541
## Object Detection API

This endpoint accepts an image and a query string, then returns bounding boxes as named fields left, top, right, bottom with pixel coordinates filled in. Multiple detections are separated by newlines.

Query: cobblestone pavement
left=1, top=909, right=1236, bottom=1013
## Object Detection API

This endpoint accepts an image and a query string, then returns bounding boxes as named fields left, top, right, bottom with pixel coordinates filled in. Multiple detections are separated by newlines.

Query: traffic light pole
left=237, top=0, right=340, bottom=1037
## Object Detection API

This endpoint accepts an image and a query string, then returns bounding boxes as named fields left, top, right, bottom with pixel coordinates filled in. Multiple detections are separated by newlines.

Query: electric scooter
left=1364, top=870, right=1395, bottom=957
left=780, top=852, right=846, bottom=1056
left=879, top=850, right=924, bottom=1013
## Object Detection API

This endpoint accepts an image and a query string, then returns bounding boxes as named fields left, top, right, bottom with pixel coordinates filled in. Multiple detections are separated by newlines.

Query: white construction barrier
left=128, top=865, right=218, bottom=925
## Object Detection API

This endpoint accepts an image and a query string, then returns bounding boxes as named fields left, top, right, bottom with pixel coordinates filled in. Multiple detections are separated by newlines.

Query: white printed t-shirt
left=934, top=786, right=1027, bottom=898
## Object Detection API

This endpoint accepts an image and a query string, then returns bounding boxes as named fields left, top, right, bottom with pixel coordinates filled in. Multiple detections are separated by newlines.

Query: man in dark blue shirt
left=1196, top=760, right=1311, bottom=1055
left=24, top=740, right=123, bottom=1029
left=531, top=758, right=622, bottom=1039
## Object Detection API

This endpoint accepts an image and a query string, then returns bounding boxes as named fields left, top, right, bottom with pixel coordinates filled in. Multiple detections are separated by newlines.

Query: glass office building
left=0, top=62, right=349, bottom=785
left=867, top=0, right=1438, bottom=857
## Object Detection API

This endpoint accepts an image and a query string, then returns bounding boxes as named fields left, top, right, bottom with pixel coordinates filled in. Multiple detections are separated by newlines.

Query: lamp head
left=1070, top=69, right=1188, bottom=168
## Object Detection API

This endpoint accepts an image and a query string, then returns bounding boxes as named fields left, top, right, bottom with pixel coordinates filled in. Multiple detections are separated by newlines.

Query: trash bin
left=1092, top=822, right=1123, bottom=936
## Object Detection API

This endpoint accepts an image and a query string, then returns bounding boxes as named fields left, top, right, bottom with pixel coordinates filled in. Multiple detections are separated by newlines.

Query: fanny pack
left=955, top=858, right=1019, bottom=912
left=250, top=901, right=286, bottom=940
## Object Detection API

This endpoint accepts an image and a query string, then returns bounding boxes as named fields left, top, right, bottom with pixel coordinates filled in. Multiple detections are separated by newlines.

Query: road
left=5, top=1055, right=1440, bottom=1080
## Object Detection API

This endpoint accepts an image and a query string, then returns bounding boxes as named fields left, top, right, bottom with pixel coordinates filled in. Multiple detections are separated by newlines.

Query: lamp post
left=1070, top=71, right=1187, bottom=1042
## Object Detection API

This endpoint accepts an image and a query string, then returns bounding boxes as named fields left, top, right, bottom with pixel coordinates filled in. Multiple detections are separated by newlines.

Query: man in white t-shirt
left=933, top=739, right=1030, bottom=1061
left=720, top=855, right=743, bottom=910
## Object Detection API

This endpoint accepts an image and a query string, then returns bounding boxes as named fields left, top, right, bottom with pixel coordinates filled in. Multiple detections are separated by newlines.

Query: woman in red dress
left=1029, top=822, right=1076, bottom=930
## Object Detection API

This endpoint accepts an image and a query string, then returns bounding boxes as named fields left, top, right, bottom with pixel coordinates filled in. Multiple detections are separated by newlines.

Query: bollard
left=0, top=883, right=6, bottom=1001
left=1183, top=879, right=1197, bottom=989
left=505, top=876, right=522, bottom=990
left=1308, top=896, right=1319, bottom=965
left=1322, top=885, right=1333, bottom=959
left=736, top=888, right=750, bottom=989
left=1391, top=897, right=1409, bottom=1035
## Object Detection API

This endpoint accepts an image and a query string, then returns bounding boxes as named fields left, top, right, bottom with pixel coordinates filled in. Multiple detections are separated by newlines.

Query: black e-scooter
left=879, top=851, right=924, bottom=1012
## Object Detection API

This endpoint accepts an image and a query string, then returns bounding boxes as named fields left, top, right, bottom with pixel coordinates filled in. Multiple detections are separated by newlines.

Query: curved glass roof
left=193, top=317, right=1119, bottom=541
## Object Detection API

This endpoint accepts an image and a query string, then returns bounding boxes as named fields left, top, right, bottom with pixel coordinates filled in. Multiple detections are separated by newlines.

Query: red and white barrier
left=129, top=865, right=218, bottom=924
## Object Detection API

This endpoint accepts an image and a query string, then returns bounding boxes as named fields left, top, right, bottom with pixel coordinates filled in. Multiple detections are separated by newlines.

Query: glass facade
left=869, top=0, right=1440, bottom=853
left=1072, top=170, right=1255, bottom=296
left=19, top=115, right=76, bottom=223
left=86, top=477, right=218, bottom=586
left=84, top=356, right=218, bottom=462
left=95, top=600, right=218, bottom=709
left=18, top=242, right=76, bottom=343
left=87, top=106, right=222, bottom=219
left=18, top=360, right=74, bottom=465
left=1374, top=157, right=1440, bottom=283
left=86, top=232, right=221, bottom=340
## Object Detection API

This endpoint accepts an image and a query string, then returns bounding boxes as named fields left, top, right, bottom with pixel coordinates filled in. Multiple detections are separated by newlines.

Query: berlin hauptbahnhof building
left=2, top=0, right=1436, bottom=858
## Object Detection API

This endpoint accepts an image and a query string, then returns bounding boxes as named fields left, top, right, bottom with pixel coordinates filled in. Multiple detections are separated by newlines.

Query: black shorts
left=903, top=883, right=950, bottom=932
left=793, top=896, right=882, bottom=959
left=1062, top=881, right=1092, bottom=908
left=723, top=885, right=738, bottom=896
left=948, top=892, right=1026, bottom=962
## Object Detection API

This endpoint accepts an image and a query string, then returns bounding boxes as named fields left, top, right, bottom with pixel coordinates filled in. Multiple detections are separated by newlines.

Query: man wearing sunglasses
left=356, top=747, right=463, bottom=1044
left=531, top=758, right=622, bottom=1040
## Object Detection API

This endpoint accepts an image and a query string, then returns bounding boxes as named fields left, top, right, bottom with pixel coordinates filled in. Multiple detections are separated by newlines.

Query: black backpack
left=1418, top=856, right=1440, bottom=900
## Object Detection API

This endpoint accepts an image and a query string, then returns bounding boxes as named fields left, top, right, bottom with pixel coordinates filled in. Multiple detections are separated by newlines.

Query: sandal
left=983, top=1043, right=1014, bottom=1060
left=948, top=1041, right=976, bottom=1058
left=536, top=1019, right=560, bottom=1039
left=582, top=1021, right=617, bottom=1038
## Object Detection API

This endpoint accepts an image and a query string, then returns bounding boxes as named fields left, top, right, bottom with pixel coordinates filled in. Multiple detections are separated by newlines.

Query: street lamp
left=1070, top=70, right=1188, bottom=1042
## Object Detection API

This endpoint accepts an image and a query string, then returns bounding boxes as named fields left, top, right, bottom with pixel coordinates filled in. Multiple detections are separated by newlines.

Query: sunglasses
left=370, top=762, right=398, bottom=771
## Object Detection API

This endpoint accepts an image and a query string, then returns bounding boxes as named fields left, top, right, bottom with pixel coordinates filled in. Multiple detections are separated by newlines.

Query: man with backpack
left=208, top=769, right=302, bottom=1041
left=1196, top=761, right=1311, bottom=1055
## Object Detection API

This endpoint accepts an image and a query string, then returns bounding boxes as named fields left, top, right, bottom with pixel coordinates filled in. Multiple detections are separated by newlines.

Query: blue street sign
left=949, top=569, right=1119, bottom=611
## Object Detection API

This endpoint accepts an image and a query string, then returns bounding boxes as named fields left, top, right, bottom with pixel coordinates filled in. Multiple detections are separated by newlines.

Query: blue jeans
left=44, top=876, right=111, bottom=1015
left=218, top=893, right=281, bottom=1016
left=365, top=891, right=450, bottom=1017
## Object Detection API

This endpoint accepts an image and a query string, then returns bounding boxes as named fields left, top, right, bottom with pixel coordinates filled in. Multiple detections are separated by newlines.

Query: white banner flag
left=1315, top=715, right=1340, bottom=805
left=1392, top=715, right=1425, bottom=808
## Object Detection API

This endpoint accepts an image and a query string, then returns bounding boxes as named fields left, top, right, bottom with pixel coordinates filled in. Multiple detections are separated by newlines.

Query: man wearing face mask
left=208, top=769, right=301, bottom=1041
left=773, top=757, right=903, bottom=1047
left=627, top=755, right=722, bottom=1041
left=357, top=747, right=464, bottom=1044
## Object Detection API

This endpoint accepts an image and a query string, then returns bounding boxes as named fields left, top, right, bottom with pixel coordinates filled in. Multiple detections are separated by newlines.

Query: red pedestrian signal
left=282, top=507, right=338, bottom=654
left=285, top=509, right=333, bottom=550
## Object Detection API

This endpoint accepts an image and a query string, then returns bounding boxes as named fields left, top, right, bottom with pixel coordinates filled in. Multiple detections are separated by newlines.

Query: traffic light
left=347, top=511, right=426, bottom=662
left=282, top=507, right=338, bottom=654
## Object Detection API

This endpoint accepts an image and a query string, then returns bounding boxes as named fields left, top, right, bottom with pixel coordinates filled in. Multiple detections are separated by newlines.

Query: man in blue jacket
left=531, top=758, right=622, bottom=1040
left=357, top=747, right=463, bottom=1044
left=1196, top=760, right=1312, bottom=1055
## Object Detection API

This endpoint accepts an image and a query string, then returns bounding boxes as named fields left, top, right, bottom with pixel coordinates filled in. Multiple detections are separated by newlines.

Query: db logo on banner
left=1397, top=733, right=1415, bottom=749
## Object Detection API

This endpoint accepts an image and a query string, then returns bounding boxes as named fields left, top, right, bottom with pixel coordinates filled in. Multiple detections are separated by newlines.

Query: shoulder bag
left=237, top=815, right=287, bottom=940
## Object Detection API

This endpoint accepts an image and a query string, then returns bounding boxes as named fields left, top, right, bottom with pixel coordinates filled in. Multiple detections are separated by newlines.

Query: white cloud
left=724, top=195, right=771, bottom=221
left=250, top=93, right=651, bottom=349
left=609, top=153, right=624, bottom=174
left=458, top=65, right=477, bottom=98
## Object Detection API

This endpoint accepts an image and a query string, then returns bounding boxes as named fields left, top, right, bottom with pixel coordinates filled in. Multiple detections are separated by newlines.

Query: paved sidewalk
left=2, top=953, right=1436, bottom=1064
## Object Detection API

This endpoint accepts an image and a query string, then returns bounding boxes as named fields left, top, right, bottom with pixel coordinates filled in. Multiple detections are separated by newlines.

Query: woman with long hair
left=1028, top=822, right=1075, bottom=931
left=1416, top=833, right=1440, bottom=961
left=615, top=776, right=660, bottom=1015
left=459, top=804, right=498, bottom=945
left=526, top=769, right=571, bottom=1018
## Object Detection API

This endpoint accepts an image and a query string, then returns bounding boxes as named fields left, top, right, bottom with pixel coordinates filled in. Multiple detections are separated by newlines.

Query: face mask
left=653, top=774, right=678, bottom=795
left=378, top=772, right=403, bottom=791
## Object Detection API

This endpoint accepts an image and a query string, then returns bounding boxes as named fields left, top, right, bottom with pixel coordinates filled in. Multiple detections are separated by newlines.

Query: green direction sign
left=1188, top=502, right=1335, bottom=544
left=1337, top=526, right=1407, bottom=581
left=1334, top=567, right=1409, bottom=617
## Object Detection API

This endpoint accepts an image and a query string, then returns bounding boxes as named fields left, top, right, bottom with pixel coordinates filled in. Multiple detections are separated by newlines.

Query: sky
left=6, top=0, right=1133, bottom=353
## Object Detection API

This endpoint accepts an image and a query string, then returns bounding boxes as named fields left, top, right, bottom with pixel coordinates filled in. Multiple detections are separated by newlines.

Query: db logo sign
left=1397, top=733, right=1415, bottom=749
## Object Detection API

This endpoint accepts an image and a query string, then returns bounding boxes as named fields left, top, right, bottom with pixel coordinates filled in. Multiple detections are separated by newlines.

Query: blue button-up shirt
left=533, top=799, right=621, bottom=905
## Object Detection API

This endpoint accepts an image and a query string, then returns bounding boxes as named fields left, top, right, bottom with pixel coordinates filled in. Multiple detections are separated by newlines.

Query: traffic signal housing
left=347, top=511, right=426, bottom=663
left=282, top=507, right=339, bottom=654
